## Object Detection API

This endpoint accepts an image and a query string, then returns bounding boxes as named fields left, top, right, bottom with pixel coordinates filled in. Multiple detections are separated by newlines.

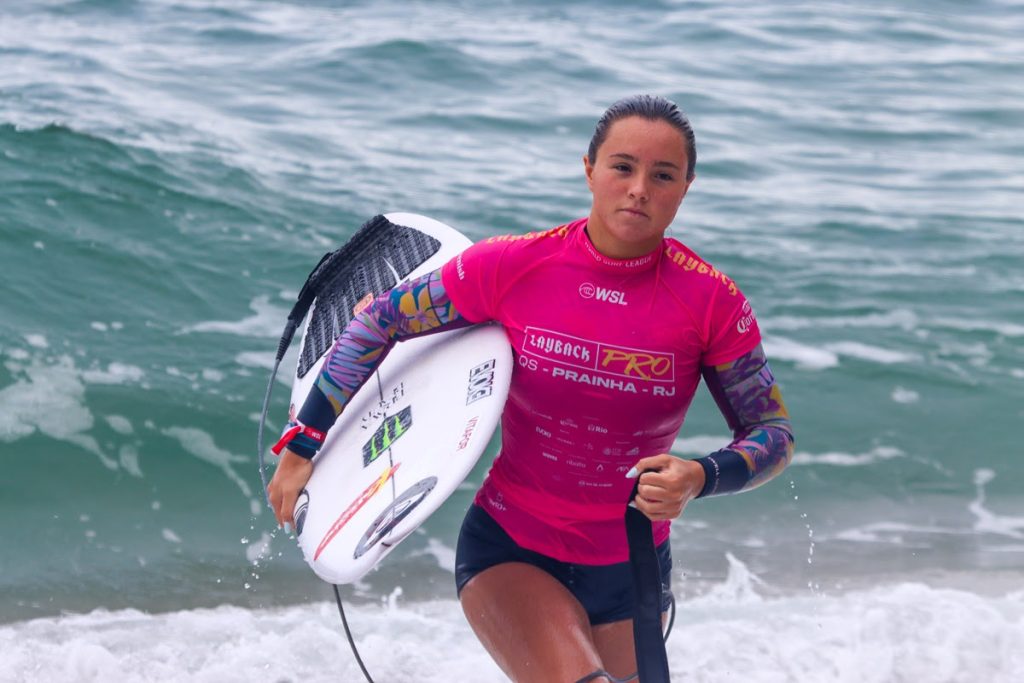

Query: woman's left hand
left=628, top=454, right=706, bottom=521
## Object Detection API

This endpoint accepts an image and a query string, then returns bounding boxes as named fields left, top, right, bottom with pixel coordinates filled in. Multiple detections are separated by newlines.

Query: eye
left=655, top=172, right=676, bottom=182
left=612, top=163, right=632, bottom=173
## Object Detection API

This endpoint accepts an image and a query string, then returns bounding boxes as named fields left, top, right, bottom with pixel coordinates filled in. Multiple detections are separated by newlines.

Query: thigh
left=591, top=619, right=638, bottom=682
left=583, top=541, right=675, bottom=680
left=460, top=562, right=605, bottom=683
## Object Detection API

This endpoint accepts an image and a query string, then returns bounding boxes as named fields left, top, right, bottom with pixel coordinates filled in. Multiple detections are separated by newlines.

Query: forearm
left=695, top=345, right=795, bottom=497
left=288, top=269, right=469, bottom=457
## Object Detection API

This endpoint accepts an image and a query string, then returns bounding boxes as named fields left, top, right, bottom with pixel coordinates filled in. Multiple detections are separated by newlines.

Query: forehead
left=599, top=116, right=687, bottom=162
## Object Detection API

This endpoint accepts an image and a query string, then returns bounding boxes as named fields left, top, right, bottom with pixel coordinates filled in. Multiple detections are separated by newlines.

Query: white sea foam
left=244, top=532, right=273, bottom=564
left=234, top=351, right=276, bottom=370
left=2, top=560, right=1022, bottom=682
left=234, top=351, right=295, bottom=387
left=81, top=362, right=145, bottom=385
left=792, top=446, right=904, bottom=467
left=201, top=368, right=225, bottom=382
left=160, top=426, right=255, bottom=504
left=821, top=341, right=919, bottom=365
left=830, top=521, right=959, bottom=544
left=891, top=386, right=920, bottom=403
left=24, top=333, right=49, bottom=349
left=970, top=469, right=1024, bottom=540
left=406, top=537, right=457, bottom=573
left=671, top=435, right=733, bottom=456
left=934, top=317, right=1024, bottom=338
left=4, top=347, right=30, bottom=361
left=762, top=337, right=839, bottom=370
left=0, top=355, right=117, bottom=470
left=765, top=309, right=919, bottom=332
left=118, top=445, right=143, bottom=478
left=104, top=415, right=134, bottom=435
left=765, top=336, right=919, bottom=371
left=183, top=296, right=288, bottom=338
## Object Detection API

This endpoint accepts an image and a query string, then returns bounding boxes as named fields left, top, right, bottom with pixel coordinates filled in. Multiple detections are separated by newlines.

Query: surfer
left=268, top=94, right=794, bottom=682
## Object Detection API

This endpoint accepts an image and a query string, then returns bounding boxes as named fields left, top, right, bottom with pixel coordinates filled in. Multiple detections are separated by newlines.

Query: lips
left=620, top=207, right=649, bottom=218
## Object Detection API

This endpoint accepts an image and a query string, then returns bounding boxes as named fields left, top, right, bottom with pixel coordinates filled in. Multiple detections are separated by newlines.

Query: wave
left=3, top=555, right=1022, bottom=682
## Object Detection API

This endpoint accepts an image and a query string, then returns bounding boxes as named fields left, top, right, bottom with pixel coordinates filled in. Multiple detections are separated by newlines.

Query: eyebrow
left=610, top=153, right=682, bottom=171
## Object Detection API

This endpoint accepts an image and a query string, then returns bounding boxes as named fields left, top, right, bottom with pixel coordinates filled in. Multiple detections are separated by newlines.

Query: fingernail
left=625, top=466, right=639, bottom=479
left=283, top=523, right=292, bottom=534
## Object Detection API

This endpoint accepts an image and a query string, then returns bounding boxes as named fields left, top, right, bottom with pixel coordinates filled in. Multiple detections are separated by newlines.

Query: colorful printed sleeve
left=695, top=344, right=795, bottom=497
left=288, top=268, right=471, bottom=458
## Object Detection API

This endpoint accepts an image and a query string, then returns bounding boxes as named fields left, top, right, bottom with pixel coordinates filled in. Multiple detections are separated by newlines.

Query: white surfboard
left=286, top=213, right=512, bottom=585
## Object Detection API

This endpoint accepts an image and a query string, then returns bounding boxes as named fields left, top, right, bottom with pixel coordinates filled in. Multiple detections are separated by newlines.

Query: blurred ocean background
left=2, top=0, right=1023, bottom=680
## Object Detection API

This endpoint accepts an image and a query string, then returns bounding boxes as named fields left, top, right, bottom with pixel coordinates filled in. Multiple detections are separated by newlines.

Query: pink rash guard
left=440, top=218, right=761, bottom=564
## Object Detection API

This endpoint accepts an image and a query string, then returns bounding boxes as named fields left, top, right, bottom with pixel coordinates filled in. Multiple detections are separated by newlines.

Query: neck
left=584, top=220, right=662, bottom=260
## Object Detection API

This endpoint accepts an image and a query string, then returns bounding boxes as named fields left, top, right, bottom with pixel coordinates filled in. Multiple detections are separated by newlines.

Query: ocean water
left=2, top=0, right=1023, bottom=681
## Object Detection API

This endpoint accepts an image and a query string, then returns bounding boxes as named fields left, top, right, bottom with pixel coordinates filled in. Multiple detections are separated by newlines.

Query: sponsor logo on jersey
left=315, top=463, right=401, bottom=561
left=736, top=300, right=756, bottom=334
left=523, top=327, right=675, bottom=382
left=455, top=252, right=467, bottom=280
left=664, top=244, right=740, bottom=296
left=362, top=406, right=413, bottom=466
left=598, top=347, right=673, bottom=380
left=579, top=282, right=628, bottom=305
left=466, top=359, right=497, bottom=404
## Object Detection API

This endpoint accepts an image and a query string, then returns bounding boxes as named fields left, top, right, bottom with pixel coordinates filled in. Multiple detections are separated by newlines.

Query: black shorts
left=454, top=504, right=673, bottom=626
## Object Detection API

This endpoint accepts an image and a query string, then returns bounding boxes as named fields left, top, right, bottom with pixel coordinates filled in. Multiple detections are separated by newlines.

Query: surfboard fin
left=294, top=215, right=442, bottom=378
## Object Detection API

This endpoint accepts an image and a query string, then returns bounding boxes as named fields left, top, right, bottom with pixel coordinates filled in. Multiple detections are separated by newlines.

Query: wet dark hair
left=587, top=94, right=697, bottom=181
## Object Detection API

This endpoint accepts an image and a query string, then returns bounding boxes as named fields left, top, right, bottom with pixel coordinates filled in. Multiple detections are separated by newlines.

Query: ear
left=679, top=174, right=695, bottom=203
left=583, top=154, right=595, bottom=192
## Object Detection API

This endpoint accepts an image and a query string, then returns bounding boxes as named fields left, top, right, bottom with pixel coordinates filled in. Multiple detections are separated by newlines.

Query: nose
left=628, top=176, right=649, bottom=202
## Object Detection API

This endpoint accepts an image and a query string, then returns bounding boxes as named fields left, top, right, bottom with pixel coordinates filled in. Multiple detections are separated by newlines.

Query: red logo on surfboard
left=314, top=463, right=400, bottom=561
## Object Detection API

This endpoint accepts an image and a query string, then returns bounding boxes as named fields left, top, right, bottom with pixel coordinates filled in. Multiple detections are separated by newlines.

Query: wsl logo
left=578, top=283, right=628, bottom=306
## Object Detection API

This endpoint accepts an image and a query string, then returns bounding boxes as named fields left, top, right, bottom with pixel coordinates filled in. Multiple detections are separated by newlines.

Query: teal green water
left=2, top=1, right=1023, bottom=624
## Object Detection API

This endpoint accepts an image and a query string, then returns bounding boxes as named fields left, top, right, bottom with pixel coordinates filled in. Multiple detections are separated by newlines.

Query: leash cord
left=333, top=584, right=376, bottom=683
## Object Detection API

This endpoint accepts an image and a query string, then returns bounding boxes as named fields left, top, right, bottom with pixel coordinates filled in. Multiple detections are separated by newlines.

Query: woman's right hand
left=267, top=448, right=314, bottom=531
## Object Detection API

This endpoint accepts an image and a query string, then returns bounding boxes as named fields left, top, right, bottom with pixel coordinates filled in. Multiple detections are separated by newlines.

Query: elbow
left=772, top=419, right=795, bottom=473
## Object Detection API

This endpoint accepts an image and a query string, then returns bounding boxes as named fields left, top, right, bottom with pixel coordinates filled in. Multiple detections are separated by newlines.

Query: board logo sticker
left=314, top=463, right=400, bottom=561
left=354, top=477, right=438, bottom=559
left=466, top=359, right=497, bottom=405
left=456, top=416, right=479, bottom=451
left=362, top=406, right=413, bottom=466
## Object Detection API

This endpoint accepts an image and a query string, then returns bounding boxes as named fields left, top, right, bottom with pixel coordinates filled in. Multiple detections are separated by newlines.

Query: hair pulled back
left=587, top=95, right=697, bottom=181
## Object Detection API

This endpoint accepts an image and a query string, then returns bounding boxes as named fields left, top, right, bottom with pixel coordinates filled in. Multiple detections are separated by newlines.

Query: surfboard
left=285, top=213, right=512, bottom=585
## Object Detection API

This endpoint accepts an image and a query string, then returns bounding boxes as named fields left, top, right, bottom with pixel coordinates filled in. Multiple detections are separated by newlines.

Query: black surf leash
left=255, top=246, right=332, bottom=502
left=573, top=476, right=679, bottom=683
left=623, top=473, right=673, bottom=682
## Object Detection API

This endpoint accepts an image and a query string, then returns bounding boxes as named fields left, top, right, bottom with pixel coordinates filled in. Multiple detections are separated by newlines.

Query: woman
left=268, top=95, right=794, bottom=682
